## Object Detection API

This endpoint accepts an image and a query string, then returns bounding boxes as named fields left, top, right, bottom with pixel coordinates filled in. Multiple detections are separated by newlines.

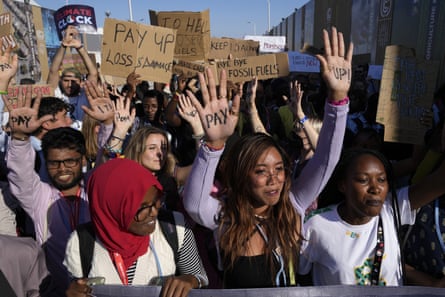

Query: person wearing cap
left=47, top=25, right=98, bottom=128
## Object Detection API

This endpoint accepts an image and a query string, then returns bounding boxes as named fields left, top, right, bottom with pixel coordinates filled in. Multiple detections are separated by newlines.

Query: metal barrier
left=93, top=284, right=445, bottom=297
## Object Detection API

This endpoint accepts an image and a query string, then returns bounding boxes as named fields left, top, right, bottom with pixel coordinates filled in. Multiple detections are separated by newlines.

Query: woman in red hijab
left=65, top=158, right=207, bottom=297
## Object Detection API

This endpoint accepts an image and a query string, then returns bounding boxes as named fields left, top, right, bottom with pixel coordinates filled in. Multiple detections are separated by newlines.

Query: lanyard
left=60, top=188, right=82, bottom=232
left=370, top=216, right=384, bottom=286
left=255, top=224, right=287, bottom=287
left=112, top=252, right=129, bottom=285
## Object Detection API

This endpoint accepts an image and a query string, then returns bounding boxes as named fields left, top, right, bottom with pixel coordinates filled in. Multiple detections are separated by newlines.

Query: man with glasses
left=7, top=125, right=90, bottom=296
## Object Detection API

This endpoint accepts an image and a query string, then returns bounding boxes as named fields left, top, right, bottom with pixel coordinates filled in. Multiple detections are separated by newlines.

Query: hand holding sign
left=316, top=27, right=353, bottom=102
left=62, top=25, right=82, bottom=49
left=187, top=68, right=240, bottom=149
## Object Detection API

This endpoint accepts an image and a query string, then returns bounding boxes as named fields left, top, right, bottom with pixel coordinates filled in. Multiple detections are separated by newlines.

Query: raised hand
left=289, top=80, right=305, bottom=119
left=62, top=25, right=82, bottom=49
left=0, top=41, right=18, bottom=92
left=3, top=86, right=52, bottom=136
left=82, top=81, right=115, bottom=124
left=186, top=68, right=240, bottom=148
left=316, top=27, right=353, bottom=101
left=177, top=93, right=204, bottom=137
left=113, top=94, right=135, bottom=137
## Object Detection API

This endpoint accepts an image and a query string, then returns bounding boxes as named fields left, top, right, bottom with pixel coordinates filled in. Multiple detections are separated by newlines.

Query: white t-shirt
left=299, top=186, right=415, bottom=286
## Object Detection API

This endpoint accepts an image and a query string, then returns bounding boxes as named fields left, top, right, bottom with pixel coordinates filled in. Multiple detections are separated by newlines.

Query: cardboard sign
left=216, top=53, right=289, bottom=83
left=0, top=12, right=17, bottom=51
left=54, top=5, right=97, bottom=40
left=7, top=84, right=54, bottom=99
left=244, top=35, right=286, bottom=53
left=288, top=51, right=320, bottom=73
left=209, top=37, right=259, bottom=60
left=63, top=53, right=96, bottom=75
left=101, top=18, right=176, bottom=84
left=173, top=60, right=219, bottom=84
left=150, top=10, right=210, bottom=61
left=376, top=45, right=439, bottom=145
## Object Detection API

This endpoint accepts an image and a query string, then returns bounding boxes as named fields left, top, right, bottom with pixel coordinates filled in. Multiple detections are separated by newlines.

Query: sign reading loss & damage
left=101, top=18, right=176, bottom=84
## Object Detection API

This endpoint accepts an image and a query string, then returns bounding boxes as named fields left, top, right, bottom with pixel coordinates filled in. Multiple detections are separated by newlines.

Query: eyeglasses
left=254, top=167, right=287, bottom=182
left=134, top=198, right=163, bottom=222
left=46, top=157, right=82, bottom=169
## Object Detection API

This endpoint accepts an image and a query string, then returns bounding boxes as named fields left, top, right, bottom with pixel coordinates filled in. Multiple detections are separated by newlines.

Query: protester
left=300, top=147, right=445, bottom=286
left=64, top=158, right=207, bottom=296
left=47, top=25, right=98, bottom=127
left=182, top=27, right=351, bottom=288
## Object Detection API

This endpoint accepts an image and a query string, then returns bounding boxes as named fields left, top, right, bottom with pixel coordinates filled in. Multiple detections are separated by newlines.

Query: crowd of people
left=0, top=22, right=445, bottom=297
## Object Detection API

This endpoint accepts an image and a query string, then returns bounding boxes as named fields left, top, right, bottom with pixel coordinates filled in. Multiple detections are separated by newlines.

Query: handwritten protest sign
left=376, top=45, right=439, bottom=144
left=101, top=18, right=176, bottom=84
left=244, top=35, right=286, bottom=53
left=173, top=59, right=219, bottom=84
left=150, top=10, right=210, bottom=61
left=0, top=12, right=17, bottom=51
left=209, top=37, right=259, bottom=60
left=54, top=5, right=97, bottom=40
left=216, top=53, right=289, bottom=83
left=63, top=53, right=96, bottom=75
left=287, top=51, right=320, bottom=73
left=7, top=85, right=54, bottom=98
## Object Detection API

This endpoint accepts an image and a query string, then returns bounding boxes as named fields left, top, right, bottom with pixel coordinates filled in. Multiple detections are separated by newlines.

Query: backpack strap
left=76, top=222, right=96, bottom=278
left=157, top=209, right=179, bottom=264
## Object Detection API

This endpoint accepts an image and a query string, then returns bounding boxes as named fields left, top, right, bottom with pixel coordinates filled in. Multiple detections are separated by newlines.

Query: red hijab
left=87, top=158, right=163, bottom=270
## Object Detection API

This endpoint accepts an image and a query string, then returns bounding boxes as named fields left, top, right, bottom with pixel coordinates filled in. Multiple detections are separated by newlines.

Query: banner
left=92, top=284, right=445, bottom=297
left=376, top=45, right=439, bottom=144
left=54, top=5, right=97, bottom=41
left=101, top=18, right=176, bottom=84
left=288, top=51, right=320, bottom=73
left=150, top=10, right=210, bottom=61
left=216, top=53, right=289, bottom=83
left=244, top=35, right=286, bottom=53
left=209, top=38, right=259, bottom=60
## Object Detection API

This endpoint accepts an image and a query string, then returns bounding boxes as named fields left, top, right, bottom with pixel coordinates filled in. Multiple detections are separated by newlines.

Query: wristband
left=0, top=90, right=8, bottom=95
left=205, top=142, right=224, bottom=151
left=111, top=135, right=125, bottom=142
left=11, top=134, right=29, bottom=141
left=192, top=133, right=205, bottom=140
left=328, top=97, right=349, bottom=106
left=299, top=115, right=308, bottom=125
left=193, top=275, right=202, bottom=289
left=77, top=45, right=84, bottom=50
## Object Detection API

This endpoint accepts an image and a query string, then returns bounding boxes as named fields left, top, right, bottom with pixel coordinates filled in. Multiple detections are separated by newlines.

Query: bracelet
left=111, top=135, right=125, bottom=142
left=205, top=142, right=224, bottom=151
left=104, top=143, right=122, bottom=155
left=299, top=115, right=308, bottom=125
left=192, top=133, right=205, bottom=140
left=77, top=45, right=84, bottom=50
left=328, top=97, right=349, bottom=106
left=0, top=90, right=7, bottom=95
left=193, top=275, right=202, bottom=289
left=11, top=134, right=29, bottom=141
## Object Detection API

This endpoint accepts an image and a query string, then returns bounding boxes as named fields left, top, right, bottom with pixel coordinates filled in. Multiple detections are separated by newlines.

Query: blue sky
left=35, top=0, right=308, bottom=38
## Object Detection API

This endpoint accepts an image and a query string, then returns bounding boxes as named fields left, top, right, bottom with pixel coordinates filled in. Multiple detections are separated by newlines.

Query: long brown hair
left=218, top=133, right=302, bottom=281
left=123, top=126, right=174, bottom=175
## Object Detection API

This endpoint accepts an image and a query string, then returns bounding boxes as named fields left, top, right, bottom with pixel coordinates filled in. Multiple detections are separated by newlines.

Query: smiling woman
left=64, top=158, right=208, bottom=296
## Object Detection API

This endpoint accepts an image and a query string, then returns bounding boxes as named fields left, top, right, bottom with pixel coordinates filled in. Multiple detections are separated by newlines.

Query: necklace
left=254, top=213, right=269, bottom=220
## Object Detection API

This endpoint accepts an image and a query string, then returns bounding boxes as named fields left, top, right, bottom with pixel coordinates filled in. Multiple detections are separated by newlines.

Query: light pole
left=128, top=0, right=133, bottom=21
left=267, top=0, right=270, bottom=32
left=248, top=21, right=257, bottom=35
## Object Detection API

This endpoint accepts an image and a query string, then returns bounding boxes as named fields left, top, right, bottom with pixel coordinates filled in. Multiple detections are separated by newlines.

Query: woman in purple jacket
left=182, top=27, right=353, bottom=288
